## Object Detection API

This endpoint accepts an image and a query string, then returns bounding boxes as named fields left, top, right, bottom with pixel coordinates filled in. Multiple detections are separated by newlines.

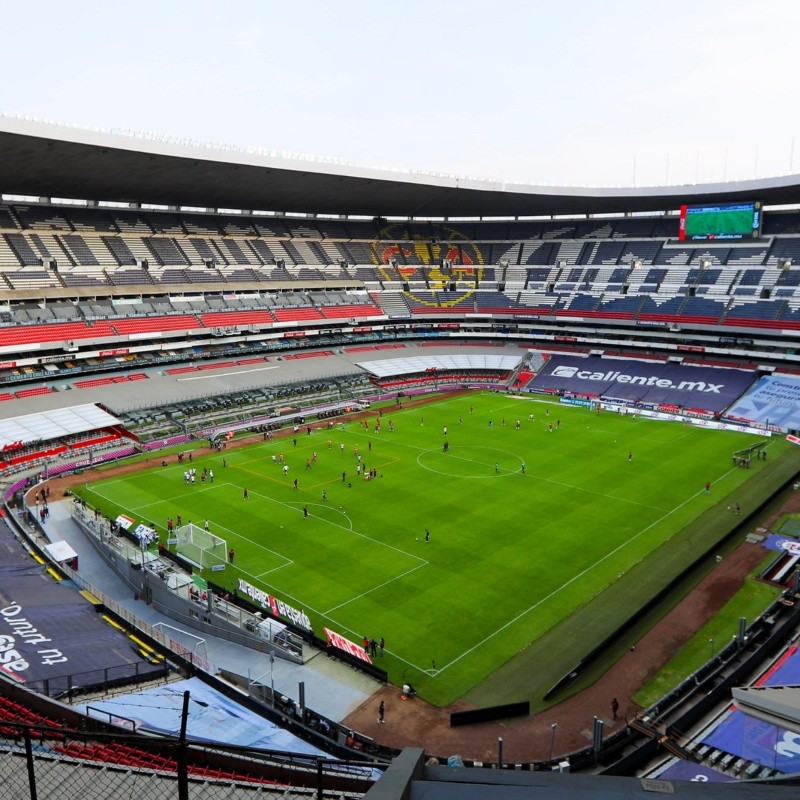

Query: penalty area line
left=323, top=560, right=430, bottom=615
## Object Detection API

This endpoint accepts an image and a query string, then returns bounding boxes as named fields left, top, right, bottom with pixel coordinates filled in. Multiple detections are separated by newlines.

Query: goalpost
left=174, top=523, right=229, bottom=569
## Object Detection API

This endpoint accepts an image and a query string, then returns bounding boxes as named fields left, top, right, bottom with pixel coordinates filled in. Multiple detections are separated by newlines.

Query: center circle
left=416, top=445, right=524, bottom=479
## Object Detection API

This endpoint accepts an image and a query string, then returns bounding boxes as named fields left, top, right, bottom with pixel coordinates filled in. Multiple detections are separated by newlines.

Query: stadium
left=0, top=110, right=800, bottom=800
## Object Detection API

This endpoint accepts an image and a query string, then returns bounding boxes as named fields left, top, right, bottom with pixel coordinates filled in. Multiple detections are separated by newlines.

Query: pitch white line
left=433, top=463, right=744, bottom=676
left=122, top=481, right=222, bottom=512
left=247, top=487, right=427, bottom=564
left=323, top=561, right=429, bottom=614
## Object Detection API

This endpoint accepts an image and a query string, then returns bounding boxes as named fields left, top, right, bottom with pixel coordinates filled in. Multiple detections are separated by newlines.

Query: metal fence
left=0, top=723, right=376, bottom=800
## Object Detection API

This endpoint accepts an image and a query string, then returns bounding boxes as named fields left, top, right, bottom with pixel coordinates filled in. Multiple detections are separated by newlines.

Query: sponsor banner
left=323, top=627, right=373, bottom=665
left=677, top=345, right=706, bottom=353
left=283, top=331, right=307, bottom=338
left=352, top=326, right=374, bottom=333
left=686, top=417, right=770, bottom=437
left=636, top=408, right=677, bottom=422
left=237, top=578, right=312, bottom=631
left=436, top=323, right=460, bottom=329
left=0, top=361, right=16, bottom=369
left=788, top=434, right=800, bottom=446
left=528, top=355, right=755, bottom=412
left=560, top=397, right=593, bottom=409
left=132, top=524, right=158, bottom=545
left=684, top=408, right=715, bottom=420
left=727, top=374, right=800, bottom=432
left=600, top=403, right=770, bottom=434
left=99, top=348, right=130, bottom=357
left=39, top=354, right=71, bottom=364
left=763, top=534, right=800, bottom=555
left=554, top=335, right=578, bottom=343
left=115, top=514, right=136, bottom=530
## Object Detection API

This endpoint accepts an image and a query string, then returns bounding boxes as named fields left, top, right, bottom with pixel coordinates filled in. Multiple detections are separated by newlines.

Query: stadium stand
left=6, top=125, right=800, bottom=800
left=7, top=197, right=800, bottom=397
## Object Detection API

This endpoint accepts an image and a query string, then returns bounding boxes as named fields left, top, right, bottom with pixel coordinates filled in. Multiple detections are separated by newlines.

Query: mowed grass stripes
left=77, top=392, right=793, bottom=706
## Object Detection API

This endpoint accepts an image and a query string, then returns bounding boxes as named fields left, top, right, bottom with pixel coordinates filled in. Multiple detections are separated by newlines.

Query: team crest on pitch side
left=375, top=223, right=484, bottom=307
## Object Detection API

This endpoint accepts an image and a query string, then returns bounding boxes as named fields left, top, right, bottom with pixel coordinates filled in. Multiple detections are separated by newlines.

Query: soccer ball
left=416, top=537, right=419, bottom=541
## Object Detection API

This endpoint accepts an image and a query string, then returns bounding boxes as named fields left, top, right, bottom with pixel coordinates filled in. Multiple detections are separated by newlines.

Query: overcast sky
left=2, top=0, right=798, bottom=188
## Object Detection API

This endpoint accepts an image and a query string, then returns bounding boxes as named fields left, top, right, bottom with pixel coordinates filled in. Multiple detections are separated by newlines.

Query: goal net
left=174, top=523, right=228, bottom=569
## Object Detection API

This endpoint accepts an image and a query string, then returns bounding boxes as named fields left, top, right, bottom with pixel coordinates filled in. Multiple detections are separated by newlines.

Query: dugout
left=256, top=615, right=290, bottom=645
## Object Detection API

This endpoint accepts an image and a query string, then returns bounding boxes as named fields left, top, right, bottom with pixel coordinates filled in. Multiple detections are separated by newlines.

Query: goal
left=174, top=523, right=228, bottom=569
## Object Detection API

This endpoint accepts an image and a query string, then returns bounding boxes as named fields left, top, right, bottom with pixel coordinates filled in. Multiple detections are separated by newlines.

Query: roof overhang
left=3, top=117, right=800, bottom=217
left=732, top=685, right=800, bottom=735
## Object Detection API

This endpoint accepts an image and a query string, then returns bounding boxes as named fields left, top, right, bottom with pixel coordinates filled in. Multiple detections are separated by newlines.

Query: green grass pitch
left=685, top=208, right=754, bottom=238
left=76, top=392, right=793, bottom=706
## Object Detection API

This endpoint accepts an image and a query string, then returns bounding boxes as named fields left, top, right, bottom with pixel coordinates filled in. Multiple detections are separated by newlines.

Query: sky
left=2, top=0, right=799, bottom=188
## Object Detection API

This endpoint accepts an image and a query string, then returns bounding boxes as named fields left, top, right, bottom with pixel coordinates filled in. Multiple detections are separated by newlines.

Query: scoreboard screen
left=678, top=201, right=762, bottom=241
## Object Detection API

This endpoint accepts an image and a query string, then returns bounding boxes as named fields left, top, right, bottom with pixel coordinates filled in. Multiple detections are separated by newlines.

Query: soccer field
left=76, top=392, right=792, bottom=706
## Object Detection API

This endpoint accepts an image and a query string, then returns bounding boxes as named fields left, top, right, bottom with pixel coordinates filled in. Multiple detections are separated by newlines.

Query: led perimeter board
left=678, top=201, right=762, bottom=241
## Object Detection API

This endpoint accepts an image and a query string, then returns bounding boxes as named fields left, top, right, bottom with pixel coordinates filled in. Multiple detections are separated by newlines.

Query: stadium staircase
left=627, top=715, right=696, bottom=762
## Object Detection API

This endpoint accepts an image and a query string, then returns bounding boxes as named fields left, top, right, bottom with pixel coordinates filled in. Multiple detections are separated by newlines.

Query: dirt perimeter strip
left=343, top=538, right=772, bottom=762
left=28, top=392, right=800, bottom=764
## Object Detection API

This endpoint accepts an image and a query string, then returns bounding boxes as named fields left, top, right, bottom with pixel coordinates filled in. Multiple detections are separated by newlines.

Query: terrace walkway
left=40, top=501, right=378, bottom=725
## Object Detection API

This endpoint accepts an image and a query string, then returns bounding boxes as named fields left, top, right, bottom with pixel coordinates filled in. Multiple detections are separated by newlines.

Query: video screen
left=678, top=201, right=762, bottom=241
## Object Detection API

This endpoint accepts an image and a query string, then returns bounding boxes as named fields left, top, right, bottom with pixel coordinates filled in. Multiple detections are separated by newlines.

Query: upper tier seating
left=1, top=202, right=800, bottom=345
left=319, top=303, right=383, bottom=319
left=111, top=314, right=201, bottom=335
left=145, top=237, right=188, bottom=266
left=0, top=319, right=116, bottom=347
left=199, top=310, right=276, bottom=328
left=272, top=306, right=324, bottom=323
left=5, top=233, right=40, bottom=265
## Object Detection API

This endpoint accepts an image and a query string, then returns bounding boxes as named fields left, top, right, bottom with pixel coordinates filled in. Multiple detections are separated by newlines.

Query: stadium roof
left=3, top=117, right=800, bottom=217
left=0, top=403, right=119, bottom=449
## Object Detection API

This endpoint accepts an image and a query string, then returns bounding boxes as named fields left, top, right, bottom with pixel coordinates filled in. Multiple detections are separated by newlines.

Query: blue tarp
left=701, top=645, right=800, bottom=773
left=529, top=355, right=755, bottom=412
left=657, top=760, right=731, bottom=782
left=0, top=519, right=162, bottom=692
left=726, top=374, right=800, bottom=430
left=78, top=677, right=328, bottom=756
